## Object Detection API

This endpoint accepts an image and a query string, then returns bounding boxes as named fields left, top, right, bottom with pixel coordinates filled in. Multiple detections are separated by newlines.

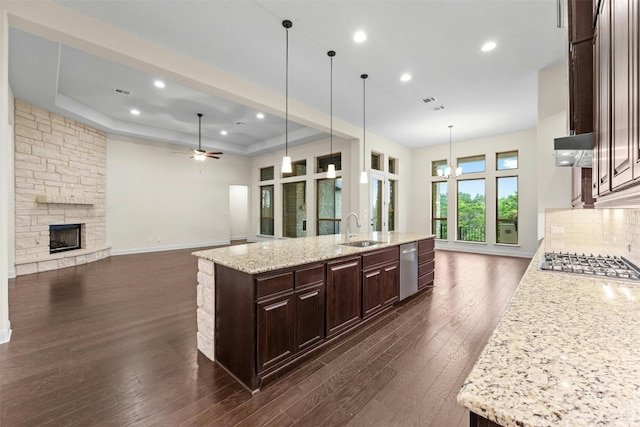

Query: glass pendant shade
left=455, top=166, right=463, bottom=176
left=194, top=152, right=206, bottom=162
left=282, top=155, right=292, bottom=173
left=440, top=125, right=462, bottom=179
left=327, top=163, right=336, bottom=178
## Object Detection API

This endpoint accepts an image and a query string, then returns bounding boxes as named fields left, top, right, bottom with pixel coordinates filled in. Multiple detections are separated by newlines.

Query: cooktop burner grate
left=540, top=252, right=640, bottom=281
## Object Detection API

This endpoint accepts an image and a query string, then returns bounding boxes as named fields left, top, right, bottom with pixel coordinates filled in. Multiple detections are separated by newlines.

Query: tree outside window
left=496, top=176, right=518, bottom=244
left=432, top=181, right=447, bottom=239
left=457, top=179, right=485, bottom=242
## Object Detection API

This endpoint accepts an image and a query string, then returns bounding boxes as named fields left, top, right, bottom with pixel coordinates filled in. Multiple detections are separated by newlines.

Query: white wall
left=107, top=135, right=251, bottom=253
left=0, top=5, right=12, bottom=343
left=412, top=128, right=538, bottom=257
left=537, top=61, right=571, bottom=240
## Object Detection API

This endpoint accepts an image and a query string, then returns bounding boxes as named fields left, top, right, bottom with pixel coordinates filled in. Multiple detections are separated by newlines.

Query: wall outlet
left=550, top=226, right=565, bottom=235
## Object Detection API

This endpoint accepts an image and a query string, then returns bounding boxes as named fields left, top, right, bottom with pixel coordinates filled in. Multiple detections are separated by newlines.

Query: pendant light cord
left=330, top=54, right=333, bottom=157
left=361, top=74, right=368, bottom=172
left=449, top=125, right=452, bottom=167
left=198, top=113, right=202, bottom=151
left=285, top=25, right=289, bottom=156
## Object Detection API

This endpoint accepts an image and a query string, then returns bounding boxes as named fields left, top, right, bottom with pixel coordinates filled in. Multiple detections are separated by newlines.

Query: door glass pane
left=457, top=179, right=485, bottom=242
left=260, top=185, right=274, bottom=235
left=371, top=177, right=383, bottom=231
left=317, top=178, right=342, bottom=235
left=497, top=176, right=518, bottom=244
left=496, top=151, right=518, bottom=170
left=458, top=155, right=486, bottom=174
left=388, top=179, right=397, bottom=231
left=432, top=181, right=447, bottom=239
left=283, top=181, right=306, bottom=238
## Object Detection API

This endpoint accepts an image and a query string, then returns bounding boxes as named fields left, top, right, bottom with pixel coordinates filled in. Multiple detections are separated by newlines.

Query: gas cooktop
left=540, top=252, right=640, bottom=281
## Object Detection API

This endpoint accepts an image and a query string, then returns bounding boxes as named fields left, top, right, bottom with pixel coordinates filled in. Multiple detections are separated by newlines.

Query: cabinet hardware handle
left=265, top=300, right=289, bottom=311
left=300, top=291, right=319, bottom=300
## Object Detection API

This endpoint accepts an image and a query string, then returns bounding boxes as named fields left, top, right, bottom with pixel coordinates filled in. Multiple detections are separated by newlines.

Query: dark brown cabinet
left=294, top=265, right=325, bottom=353
left=361, top=247, right=399, bottom=319
left=592, top=0, right=640, bottom=204
left=257, top=292, right=294, bottom=373
left=418, top=238, right=435, bottom=289
left=212, top=239, right=431, bottom=393
left=326, top=256, right=362, bottom=338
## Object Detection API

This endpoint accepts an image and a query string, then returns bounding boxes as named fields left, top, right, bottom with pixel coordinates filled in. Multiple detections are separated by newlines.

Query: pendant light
left=360, top=74, right=369, bottom=184
left=281, top=19, right=293, bottom=174
left=327, top=50, right=337, bottom=179
left=194, top=113, right=206, bottom=162
left=438, top=125, right=462, bottom=179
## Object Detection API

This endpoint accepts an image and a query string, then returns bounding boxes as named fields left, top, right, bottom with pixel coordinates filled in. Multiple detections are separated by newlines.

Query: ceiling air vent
left=430, top=105, right=445, bottom=111
left=113, top=88, right=131, bottom=96
left=420, top=96, right=438, bottom=104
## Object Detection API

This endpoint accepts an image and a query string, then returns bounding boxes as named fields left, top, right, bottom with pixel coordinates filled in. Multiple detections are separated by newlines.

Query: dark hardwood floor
left=2, top=247, right=530, bottom=426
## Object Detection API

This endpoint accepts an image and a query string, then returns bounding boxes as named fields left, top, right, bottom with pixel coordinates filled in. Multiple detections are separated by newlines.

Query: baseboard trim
left=434, top=244, right=534, bottom=258
left=0, top=321, right=12, bottom=344
left=111, top=240, right=230, bottom=256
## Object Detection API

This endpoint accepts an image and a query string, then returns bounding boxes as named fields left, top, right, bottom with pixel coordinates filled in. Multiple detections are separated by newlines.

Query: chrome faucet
left=345, top=212, right=361, bottom=243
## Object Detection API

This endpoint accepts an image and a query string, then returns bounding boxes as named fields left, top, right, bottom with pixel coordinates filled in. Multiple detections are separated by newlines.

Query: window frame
left=316, top=178, right=342, bottom=236
left=456, top=178, right=486, bottom=243
left=259, top=185, right=275, bottom=236
left=260, top=166, right=274, bottom=181
left=431, top=181, right=448, bottom=240
left=496, top=150, right=519, bottom=171
left=457, top=154, right=486, bottom=174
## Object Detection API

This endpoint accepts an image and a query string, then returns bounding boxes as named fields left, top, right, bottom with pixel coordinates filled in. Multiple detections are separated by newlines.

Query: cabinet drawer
left=362, top=246, right=399, bottom=269
left=418, top=271, right=434, bottom=289
left=418, top=250, right=434, bottom=265
left=295, top=264, right=324, bottom=289
left=418, top=238, right=434, bottom=254
left=256, top=271, right=294, bottom=299
left=418, top=260, right=435, bottom=277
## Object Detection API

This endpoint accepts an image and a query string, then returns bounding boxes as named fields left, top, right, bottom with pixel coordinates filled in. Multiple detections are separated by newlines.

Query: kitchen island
left=193, top=232, right=434, bottom=393
left=457, top=243, right=640, bottom=426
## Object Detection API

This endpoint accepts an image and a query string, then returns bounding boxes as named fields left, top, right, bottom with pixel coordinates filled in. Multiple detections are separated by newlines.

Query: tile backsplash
left=545, top=208, right=640, bottom=267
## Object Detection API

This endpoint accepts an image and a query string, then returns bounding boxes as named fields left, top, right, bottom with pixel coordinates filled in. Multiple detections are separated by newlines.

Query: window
left=388, top=179, right=397, bottom=231
left=458, top=155, right=486, bottom=174
left=496, top=176, right=518, bottom=244
left=432, top=181, right=447, bottom=239
left=317, top=153, right=342, bottom=173
left=389, top=157, right=398, bottom=174
left=371, top=152, right=382, bottom=171
left=260, top=185, right=274, bottom=235
left=457, top=179, right=485, bottom=242
left=283, top=181, right=306, bottom=238
left=260, top=166, right=274, bottom=181
left=497, top=151, right=518, bottom=170
left=432, top=160, right=447, bottom=177
left=317, top=178, right=342, bottom=235
left=282, top=160, right=306, bottom=178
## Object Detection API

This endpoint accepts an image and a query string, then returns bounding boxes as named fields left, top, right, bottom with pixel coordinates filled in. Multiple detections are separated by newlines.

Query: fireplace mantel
left=36, top=195, right=97, bottom=205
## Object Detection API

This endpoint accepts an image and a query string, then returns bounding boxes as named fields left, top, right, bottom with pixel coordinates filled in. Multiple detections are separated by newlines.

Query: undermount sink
left=340, top=240, right=384, bottom=248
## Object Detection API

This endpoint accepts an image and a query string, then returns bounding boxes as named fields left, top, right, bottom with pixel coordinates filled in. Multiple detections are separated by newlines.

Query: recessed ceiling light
left=220, top=130, right=228, bottom=135
left=153, top=80, right=165, bottom=88
left=130, top=109, right=140, bottom=115
left=400, top=73, right=412, bottom=82
left=256, top=113, right=265, bottom=119
left=481, top=41, right=497, bottom=52
left=353, top=31, right=367, bottom=43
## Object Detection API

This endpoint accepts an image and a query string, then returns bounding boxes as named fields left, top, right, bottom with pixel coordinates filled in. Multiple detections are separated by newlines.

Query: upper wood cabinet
left=593, top=0, right=640, bottom=204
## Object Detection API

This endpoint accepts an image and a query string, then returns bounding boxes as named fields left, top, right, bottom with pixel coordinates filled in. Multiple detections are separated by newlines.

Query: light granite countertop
left=192, top=232, right=433, bottom=274
left=457, top=243, right=640, bottom=426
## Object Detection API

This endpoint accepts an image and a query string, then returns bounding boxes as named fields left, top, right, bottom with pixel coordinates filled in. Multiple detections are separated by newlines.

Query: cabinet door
left=611, top=0, right=634, bottom=188
left=256, top=293, right=294, bottom=373
left=380, top=261, right=399, bottom=306
left=362, top=267, right=382, bottom=318
left=295, top=283, right=325, bottom=353
left=326, top=257, right=361, bottom=338
left=596, top=0, right=612, bottom=195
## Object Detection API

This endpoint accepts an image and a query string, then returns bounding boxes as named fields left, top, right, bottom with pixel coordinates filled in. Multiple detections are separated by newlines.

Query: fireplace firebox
left=49, top=224, right=81, bottom=254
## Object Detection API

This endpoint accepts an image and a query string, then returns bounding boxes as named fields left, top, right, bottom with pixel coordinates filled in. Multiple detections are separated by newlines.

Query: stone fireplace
left=13, top=100, right=110, bottom=275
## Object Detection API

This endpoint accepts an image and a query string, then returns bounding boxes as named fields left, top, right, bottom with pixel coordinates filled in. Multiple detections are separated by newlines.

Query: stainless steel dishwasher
left=399, top=242, right=418, bottom=301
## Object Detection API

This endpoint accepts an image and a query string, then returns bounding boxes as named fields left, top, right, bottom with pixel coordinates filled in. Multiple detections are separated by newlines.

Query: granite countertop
left=192, top=232, right=432, bottom=274
left=457, top=244, right=640, bottom=426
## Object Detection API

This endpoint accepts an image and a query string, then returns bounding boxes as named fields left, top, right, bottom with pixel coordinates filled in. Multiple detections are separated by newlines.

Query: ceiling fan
left=190, top=113, right=223, bottom=161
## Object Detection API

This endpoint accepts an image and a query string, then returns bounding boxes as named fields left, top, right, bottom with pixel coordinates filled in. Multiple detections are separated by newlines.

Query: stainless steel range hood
left=554, top=132, right=593, bottom=167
